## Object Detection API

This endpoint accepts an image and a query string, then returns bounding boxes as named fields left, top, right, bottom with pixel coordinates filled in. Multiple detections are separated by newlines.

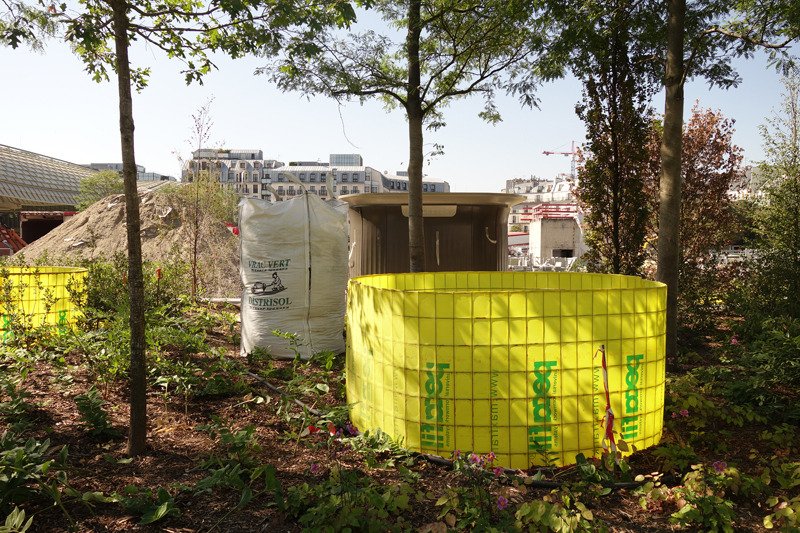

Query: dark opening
left=21, top=219, right=63, bottom=244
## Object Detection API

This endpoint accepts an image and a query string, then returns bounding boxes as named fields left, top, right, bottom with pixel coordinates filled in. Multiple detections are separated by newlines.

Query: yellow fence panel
left=347, top=272, right=667, bottom=468
left=0, top=267, right=87, bottom=337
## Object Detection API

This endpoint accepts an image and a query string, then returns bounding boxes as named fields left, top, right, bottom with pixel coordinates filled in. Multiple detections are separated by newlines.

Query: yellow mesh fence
left=0, top=267, right=87, bottom=337
left=346, top=272, right=667, bottom=468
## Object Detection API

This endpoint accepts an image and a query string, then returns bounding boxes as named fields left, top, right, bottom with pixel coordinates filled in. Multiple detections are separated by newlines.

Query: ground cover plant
left=1, top=256, right=799, bottom=532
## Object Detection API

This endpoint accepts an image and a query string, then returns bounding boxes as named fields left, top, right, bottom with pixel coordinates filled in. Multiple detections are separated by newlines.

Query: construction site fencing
left=346, top=271, right=667, bottom=469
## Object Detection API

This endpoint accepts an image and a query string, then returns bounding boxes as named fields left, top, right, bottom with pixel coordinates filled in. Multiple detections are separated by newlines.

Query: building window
left=341, top=173, right=348, bottom=182
left=310, top=186, right=316, bottom=192
left=403, top=182, right=407, bottom=190
left=253, top=184, right=259, bottom=193
left=352, top=186, right=359, bottom=194
left=423, top=184, right=428, bottom=192
left=341, top=187, right=348, bottom=194
left=239, top=162, right=246, bottom=169
left=228, top=171, right=234, bottom=180
left=299, top=173, right=305, bottom=182
left=278, top=174, right=284, bottom=182
left=321, top=187, right=327, bottom=196
left=254, top=162, right=260, bottom=169
left=353, top=174, right=360, bottom=183
left=310, top=174, right=316, bottom=182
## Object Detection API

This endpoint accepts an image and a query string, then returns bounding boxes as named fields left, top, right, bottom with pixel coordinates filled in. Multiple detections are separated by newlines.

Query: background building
left=86, top=162, right=176, bottom=181
left=183, top=150, right=451, bottom=201
left=182, top=149, right=282, bottom=199
left=380, top=171, right=450, bottom=193
left=502, top=175, right=573, bottom=233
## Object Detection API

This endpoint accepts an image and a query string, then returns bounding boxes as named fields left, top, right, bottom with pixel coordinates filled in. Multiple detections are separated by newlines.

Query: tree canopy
left=38, top=0, right=361, bottom=456
left=76, top=170, right=125, bottom=211
left=259, top=0, right=548, bottom=271
left=1, top=0, right=56, bottom=49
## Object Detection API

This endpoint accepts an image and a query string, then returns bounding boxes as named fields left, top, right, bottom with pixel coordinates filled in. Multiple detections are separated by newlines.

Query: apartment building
left=182, top=149, right=282, bottom=199
left=264, top=161, right=380, bottom=201
left=502, top=175, right=574, bottom=233
left=380, top=171, right=450, bottom=193
left=183, top=150, right=450, bottom=201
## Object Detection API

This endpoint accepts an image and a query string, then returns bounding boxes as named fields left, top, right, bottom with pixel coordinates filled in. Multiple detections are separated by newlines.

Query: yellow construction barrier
left=346, top=272, right=667, bottom=468
left=0, top=267, right=87, bottom=337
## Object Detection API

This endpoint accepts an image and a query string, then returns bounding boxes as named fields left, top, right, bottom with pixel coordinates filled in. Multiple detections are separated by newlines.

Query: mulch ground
left=4, top=310, right=798, bottom=533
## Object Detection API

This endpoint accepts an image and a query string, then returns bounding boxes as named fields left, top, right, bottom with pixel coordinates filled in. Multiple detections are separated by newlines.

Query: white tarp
left=239, top=193, right=348, bottom=358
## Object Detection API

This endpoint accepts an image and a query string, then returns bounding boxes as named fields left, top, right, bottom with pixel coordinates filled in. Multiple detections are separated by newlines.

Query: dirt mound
left=17, top=191, right=242, bottom=298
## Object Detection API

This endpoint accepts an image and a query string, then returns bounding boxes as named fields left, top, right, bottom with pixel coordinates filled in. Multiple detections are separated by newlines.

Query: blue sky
left=0, top=19, right=788, bottom=192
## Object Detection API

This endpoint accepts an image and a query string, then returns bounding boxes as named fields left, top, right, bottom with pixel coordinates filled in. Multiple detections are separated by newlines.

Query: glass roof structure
left=0, top=144, right=97, bottom=210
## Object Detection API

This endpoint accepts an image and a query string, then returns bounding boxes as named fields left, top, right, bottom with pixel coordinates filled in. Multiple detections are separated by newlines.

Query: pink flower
left=680, top=409, right=689, bottom=417
left=453, top=450, right=461, bottom=459
left=672, top=412, right=679, bottom=418
left=469, top=453, right=481, bottom=465
left=497, top=496, right=508, bottom=510
left=731, top=335, right=739, bottom=345
left=310, top=463, right=320, bottom=475
left=486, top=452, right=496, bottom=463
left=713, top=461, right=727, bottom=473
left=494, top=467, right=504, bottom=478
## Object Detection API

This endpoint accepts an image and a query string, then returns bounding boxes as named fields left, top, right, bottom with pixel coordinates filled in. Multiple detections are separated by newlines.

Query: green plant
left=0, top=507, right=33, bottom=533
left=196, top=416, right=262, bottom=471
left=74, top=385, right=120, bottom=437
left=340, top=428, right=414, bottom=469
left=652, top=443, right=700, bottom=474
left=283, top=466, right=419, bottom=533
left=761, top=424, right=799, bottom=454
left=574, top=452, right=633, bottom=486
left=432, top=451, right=516, bottom=532
left=114, top=486, right=181, bottom=525
left=0, top=432, right=65, bottom=516
left=515, top=486, right=607, bottom=533
left=764, top=495, right=800, bottom=531
left=0, top=370, right=32, bottom=426
left=670, top=464, right=736, bottom=533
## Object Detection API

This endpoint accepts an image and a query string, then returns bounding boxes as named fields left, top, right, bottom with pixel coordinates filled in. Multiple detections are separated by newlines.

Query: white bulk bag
left=239, top=193, right=348, bottom=358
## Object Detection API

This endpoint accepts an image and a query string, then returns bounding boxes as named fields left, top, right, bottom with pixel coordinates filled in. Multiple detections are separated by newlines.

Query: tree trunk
left=657, top=0, right=685, bottom=362
left=406, top=0, right=425, bottom=273
left=112, top=0, right=147, bottom=457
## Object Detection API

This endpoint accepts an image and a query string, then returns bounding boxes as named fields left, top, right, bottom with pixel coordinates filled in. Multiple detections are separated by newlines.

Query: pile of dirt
left=17, top=191, right=242, bottom=298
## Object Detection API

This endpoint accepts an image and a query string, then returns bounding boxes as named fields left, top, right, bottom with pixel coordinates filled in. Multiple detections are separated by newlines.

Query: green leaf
left=235, top=487, right=253, bottom=510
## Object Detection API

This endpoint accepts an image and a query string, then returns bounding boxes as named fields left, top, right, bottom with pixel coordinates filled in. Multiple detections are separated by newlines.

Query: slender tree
left=573, top=1, right=653, bottom=275
left=549, top=0, right=799, bottom=360
left=259, top=0, right=547, bottom=272
left=61, top=0, right=358, bottom=456
left=744, top=72, right=800, bottom=319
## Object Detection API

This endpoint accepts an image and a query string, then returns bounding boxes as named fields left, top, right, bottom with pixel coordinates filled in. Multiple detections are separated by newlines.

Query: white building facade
left=183, top=150, right=450, bottom=201
left=502, top=175, right=574, bottom=234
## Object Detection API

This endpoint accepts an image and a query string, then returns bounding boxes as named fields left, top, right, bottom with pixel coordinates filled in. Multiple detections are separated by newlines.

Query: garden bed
left=1, top=302, right=798, bottom=533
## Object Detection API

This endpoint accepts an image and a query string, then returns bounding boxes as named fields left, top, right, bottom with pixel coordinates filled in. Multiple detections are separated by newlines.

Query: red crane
left=542, top=140, right=576, bottom=179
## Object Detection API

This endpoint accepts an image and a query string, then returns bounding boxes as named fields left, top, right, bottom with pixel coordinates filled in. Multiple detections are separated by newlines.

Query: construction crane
left=542, top=140, right=576, bottom=179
